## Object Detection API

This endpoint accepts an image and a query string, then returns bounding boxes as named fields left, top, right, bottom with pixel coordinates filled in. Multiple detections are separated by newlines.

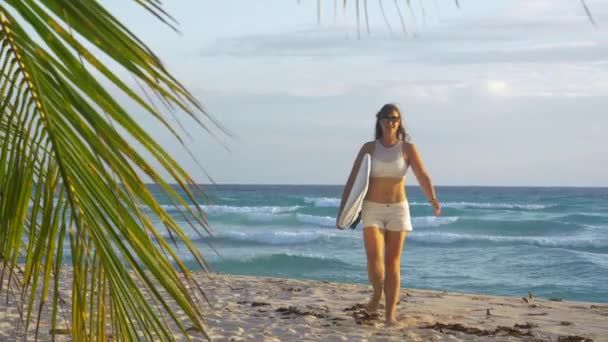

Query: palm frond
left=319, top=1, right=598, bottom=38
left=581, top=0, right=597, bottom=27
left=0, top=1, right=221, bottom=340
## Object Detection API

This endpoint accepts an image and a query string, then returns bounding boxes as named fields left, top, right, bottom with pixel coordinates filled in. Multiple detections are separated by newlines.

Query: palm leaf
left=0, top=1, right=222, bottom=340
left=326, top=1, right=597, bottom=38
left=581, top=0, right=597, bottom=27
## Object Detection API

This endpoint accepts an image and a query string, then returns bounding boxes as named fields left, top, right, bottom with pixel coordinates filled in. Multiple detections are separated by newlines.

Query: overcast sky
left=103, top=0, right=608, bottom=186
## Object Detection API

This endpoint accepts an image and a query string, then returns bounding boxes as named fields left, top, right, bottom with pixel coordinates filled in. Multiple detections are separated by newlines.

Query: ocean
left=149, top=184, right=608, bottom=303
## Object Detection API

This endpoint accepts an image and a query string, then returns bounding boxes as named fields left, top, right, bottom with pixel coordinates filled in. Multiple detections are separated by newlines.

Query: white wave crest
left=410, top=202, right=554, bottom=210
left=568, top=250, right=608, bottom=269
left=221, top=230, right=323, bottom=245
left=201, top=205, right=301, bottom=215
left=303, top=197, right=341, bottom=207
left=295, top=214, right=336, bottom=227
left=157, top=204, right=301, bottom=215
left=412, top=216, right=459, bottom=227
left=410, top=232, right=608, bottom=249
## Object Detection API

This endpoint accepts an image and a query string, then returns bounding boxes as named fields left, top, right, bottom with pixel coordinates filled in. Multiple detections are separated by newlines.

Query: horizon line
left=161, top=183, right=608, bottom=189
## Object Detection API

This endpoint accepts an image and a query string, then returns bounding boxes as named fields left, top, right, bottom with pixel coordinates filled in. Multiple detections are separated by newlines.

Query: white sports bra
left=370, top=139, right=409, bottom=178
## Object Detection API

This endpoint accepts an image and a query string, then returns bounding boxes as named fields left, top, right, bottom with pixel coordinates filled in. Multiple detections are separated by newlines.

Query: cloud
left=198, top=18, right=608, bottom=71
left=286, top=82, right=352, bottom=97
left=191, top=1, right=608, bottom=103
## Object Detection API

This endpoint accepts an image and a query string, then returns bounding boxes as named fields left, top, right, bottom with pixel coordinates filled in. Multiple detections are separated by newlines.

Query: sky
left=101, top=0, right=608, bottom=186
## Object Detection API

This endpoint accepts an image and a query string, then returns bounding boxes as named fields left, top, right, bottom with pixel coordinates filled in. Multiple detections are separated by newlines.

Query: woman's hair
left=375, top=103, right=410, bottom=141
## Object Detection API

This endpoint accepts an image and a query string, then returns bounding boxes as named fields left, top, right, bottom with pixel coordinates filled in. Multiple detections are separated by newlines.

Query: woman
left=337, top=103, right=441, bottom=326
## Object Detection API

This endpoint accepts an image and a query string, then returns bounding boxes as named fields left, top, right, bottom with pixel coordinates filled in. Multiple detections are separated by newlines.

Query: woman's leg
left=363, top=226, right=385, bottom=313
left=384, top=230, right=407, bottom=324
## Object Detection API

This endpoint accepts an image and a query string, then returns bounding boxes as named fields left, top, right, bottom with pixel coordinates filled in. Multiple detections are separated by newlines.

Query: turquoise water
left=149, top=185, right=608, bottom=303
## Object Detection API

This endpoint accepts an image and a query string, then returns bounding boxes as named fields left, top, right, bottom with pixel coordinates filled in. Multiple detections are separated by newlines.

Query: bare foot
left=364, top=301, right=379, bottom=313
left=385, top=318, right=400, bottom=327
left=364, top=294, right=382, bottom=313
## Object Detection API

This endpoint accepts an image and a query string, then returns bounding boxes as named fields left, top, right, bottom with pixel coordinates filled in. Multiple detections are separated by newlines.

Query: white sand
left=1, top=271, right=606, bottom=341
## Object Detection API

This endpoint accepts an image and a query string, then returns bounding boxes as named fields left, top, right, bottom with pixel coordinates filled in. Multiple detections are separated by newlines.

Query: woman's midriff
left=365, top=177, right=407, bottom=203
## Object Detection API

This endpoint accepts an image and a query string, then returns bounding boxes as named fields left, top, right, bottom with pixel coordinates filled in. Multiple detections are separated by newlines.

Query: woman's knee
left=385, top=256, right=400, bottom=273
left=367, top=258, right=384, bottom=272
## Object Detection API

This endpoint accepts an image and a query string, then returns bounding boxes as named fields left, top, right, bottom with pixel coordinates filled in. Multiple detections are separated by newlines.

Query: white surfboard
left=337, top=153, right=371, bottom=229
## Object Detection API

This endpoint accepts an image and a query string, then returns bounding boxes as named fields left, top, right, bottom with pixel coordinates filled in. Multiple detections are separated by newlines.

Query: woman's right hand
left=431, top=199, right=441, bottom=216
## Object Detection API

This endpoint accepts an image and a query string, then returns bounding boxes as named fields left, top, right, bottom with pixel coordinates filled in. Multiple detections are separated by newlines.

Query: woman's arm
left=405, top=143, right=441, bottom=216
left=337, top=143, right=371, bottom=226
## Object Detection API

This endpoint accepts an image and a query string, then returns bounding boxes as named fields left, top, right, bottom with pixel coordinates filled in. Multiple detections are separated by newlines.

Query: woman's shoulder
left=361, top=140, right=376, bottom=153
left=401, top=135, right=415, bottom=147
left=401, top=137, right=416, bottom=157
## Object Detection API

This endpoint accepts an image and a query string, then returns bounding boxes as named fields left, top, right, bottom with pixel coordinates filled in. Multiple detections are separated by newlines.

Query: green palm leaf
left=0, top=1, right=220, bottom=340
left=322, top=1, right=596, bottom=37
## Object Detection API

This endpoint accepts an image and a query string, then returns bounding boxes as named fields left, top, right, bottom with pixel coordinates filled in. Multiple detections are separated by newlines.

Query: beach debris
left=521, top=291, right=536, bottom=303
left=514, top=322, right=538, bottom=329
left=424, top=323, right=491, bottom=336
left=527, top=312, right=549, bottom=316
left=321, top=317, right=346, bottom=327
left=343, top=303, right=381, bottom=325
left=343, top=303, right=366, bottom=312
left=284, top=287, right=302, bottom=293
left=275, top=306, right=329, bottom=319
left=236, top=299, right=271, bottom=307
left=494, top=326, right=534, bottom=338
left=550, top=298, right=563, bottom=302
left=251, top=301, right=271, bottom=307
left=306, top=304, right=329, bottom=312
left=557, top=336, right=594, bottom=342
left=561, top=321, right=574, bottom=326
left=486, top=309, right=492, bottom=317
left=423, top=323, right=534, bottom=338
left=352, top=309, right=380, bottom=325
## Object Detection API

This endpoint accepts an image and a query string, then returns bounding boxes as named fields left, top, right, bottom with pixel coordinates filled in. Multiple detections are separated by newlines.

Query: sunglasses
left=380, top=116, right=400, bottom=123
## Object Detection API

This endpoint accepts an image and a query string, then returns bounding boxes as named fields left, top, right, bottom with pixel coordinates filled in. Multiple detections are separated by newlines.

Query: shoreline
left=2, top=270, right=605, bottom=341
left=210, top=271, right=608, bottom=305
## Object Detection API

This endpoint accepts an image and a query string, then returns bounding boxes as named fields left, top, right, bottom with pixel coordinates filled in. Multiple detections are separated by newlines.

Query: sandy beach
left=1, top=270, right=606, bottom=341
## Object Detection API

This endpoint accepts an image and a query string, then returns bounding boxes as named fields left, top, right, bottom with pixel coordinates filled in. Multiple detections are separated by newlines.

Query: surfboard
left=337, top=153, right=371, bottom=229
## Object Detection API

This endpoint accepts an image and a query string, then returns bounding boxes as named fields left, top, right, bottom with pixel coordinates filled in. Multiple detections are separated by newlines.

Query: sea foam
left=410, top=201, right=555, bottom=210
left=410, top=231, right=608, bottom=250
left=303, top=197, right=341, bottom=207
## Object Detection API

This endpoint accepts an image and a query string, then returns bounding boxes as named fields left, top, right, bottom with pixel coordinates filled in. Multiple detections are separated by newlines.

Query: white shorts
left=361, top=200, right=413, bottom=232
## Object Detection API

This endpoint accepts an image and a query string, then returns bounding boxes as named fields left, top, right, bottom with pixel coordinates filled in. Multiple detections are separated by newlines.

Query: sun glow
left=486, top=80, right=509, bottom=96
